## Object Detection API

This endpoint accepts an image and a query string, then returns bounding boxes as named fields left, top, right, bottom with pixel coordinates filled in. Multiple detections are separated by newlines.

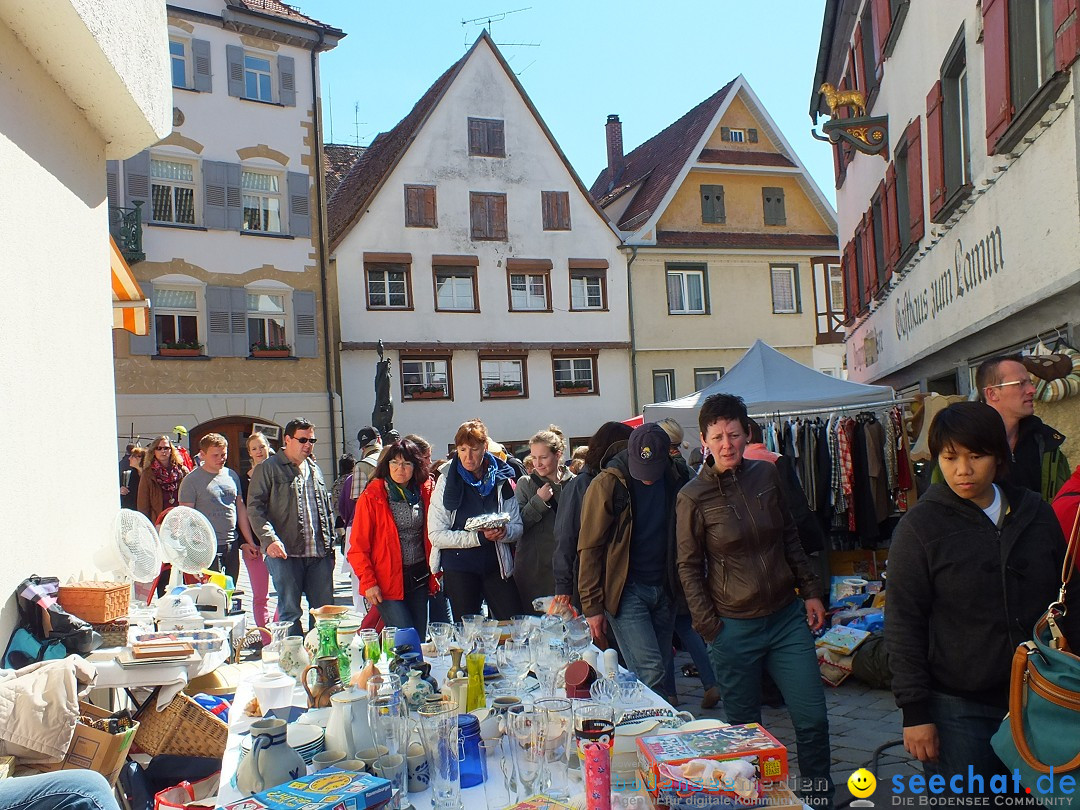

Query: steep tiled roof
left=328, top=57, right=465, bottom=249
left=697, top=148, right=796, bottom=167
left=323, top=144, right=366, bottom=198
left=655, top=231, right=838, bottom=250
left=589, top=79, right=738, bottom=231
left=234, top=0, right=339, bottom=32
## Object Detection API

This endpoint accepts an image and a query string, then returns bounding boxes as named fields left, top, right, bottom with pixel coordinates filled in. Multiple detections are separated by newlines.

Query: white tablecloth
left=215, top=650, right=674, bottom=809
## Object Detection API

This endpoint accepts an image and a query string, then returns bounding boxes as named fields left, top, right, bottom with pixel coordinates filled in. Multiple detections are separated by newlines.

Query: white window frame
left=652, top=370, right=675, bottom=403
left=245, top=287, right=291, bottom=352
left=152, top=280, right=205, bottom=350
left=570, top=272, right=605, bottom=310
left=828, top=264, right=845, bottom=314
left=509, top=273, right=548, bottom=311
left=241, top=167, right=283, bottom=233
left=694, top=368, right=724, bottom=391
left=666, top=269, right=706, bottom=315
left=169, top=38, right=191, bottom=89
left=770, top=265, right=799, bottom=314
left=366, top=264, right=411, bottom=310
left=402, top=358, right=451, bottom=399
left=149, top=155, right=198, bottom=225
left=434, top=270, right=476, bottom=311
left=727, top=128, right=746, bottom=143
left=553, top=357, right=597, bottom=394
left=244, top=52, right=274, bottom=103
left=481, top=358, right=526, bottom=397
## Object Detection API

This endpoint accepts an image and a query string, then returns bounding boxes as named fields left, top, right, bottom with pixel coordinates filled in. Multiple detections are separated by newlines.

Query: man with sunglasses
left=975, top=355, right=1069, bottom=502
left=248, top=418, right=336, bottom=634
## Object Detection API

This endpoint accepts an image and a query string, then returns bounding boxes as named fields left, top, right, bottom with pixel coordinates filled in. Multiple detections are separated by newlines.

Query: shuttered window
left=468, top=118, right=506, bottom=157
left=541, top=191, right=570, bottom=230
left=470, top=192, right=507, bottom=240
left=700, top=185, right=725, bottom=224
left=762, top=187, right=786, bottom=226
left=404, top=185, right=437, bottom=228
left=150, top=158, right=196, bottom=225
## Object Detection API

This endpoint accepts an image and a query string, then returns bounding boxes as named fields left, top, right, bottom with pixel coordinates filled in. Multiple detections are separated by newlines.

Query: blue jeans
left=265, top=554, right=336, bottom=636
left=376, top=574, right=430, bottom=640
left=0, top=770, right=119, bottom=810
left=923, top=691, right=1009, bottom=784
left=665, top=612, right=718, bottom=697
left=605, top=581, right=675, bottom=701
left=709, top=599, right=833, bottom=808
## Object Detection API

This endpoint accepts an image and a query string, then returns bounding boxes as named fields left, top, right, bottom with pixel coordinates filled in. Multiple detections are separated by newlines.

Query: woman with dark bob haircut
left=347, top=438, right=435, bottom=636
left=886, top=401, right=1078, bottom=785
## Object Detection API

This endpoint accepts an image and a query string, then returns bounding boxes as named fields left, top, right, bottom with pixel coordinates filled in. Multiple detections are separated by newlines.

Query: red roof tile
left=589, top=79, right=738, bottom=231
left=234, top=0, right=340, bottom=32
left=323, top=144, right=366, bottom=199
left=327, top=57, right=465, bottom=248
left=655, top=231, right=839, bottom=250
left=697, top=148, right=795, bottom=167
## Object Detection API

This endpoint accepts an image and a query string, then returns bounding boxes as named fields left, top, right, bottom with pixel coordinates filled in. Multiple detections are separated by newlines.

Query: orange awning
left=111, top=236, right=150, bottom=335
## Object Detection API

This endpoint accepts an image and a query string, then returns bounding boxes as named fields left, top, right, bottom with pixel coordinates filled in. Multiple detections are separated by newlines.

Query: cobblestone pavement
left=237, top=558, right=920, bottom=807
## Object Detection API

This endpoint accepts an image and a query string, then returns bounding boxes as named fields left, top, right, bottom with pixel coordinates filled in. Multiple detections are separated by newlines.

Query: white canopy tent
left=642, top=340, right=897, bottom=443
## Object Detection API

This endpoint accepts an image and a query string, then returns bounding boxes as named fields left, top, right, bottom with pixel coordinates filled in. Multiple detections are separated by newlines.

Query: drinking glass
left=564, top=616, right=591, bottom=659
left=510, top=614, right=532, bottom=645
left=480, top=618, right=501, bottom=655
left=381, top=626, right=399, bottom=661
left=417, top=698, right=461, bottom=810
left=505, top=705, right=545, bottom=798
left=427, top=622, right=453, bottom=658
left=534, top=697, right=573, bottom=799
left=535, top=641, right=568, bottom=697
left=368, top=674, right=408, bottom=756
left=361, top=628, right=381, bottom=663
left=480, top=738, right=515, bottom=809
left=573, top=702, right=615, bottom=757
left=497, top=640, right=526, bottom=683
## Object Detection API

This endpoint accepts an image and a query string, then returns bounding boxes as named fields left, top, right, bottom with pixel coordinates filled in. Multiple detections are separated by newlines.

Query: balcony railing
left=109, top=202, right=144, bottom=264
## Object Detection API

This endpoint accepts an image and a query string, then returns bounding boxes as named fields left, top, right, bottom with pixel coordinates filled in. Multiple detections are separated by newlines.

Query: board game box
left=218, top=768, right=391, bottom=810
left=636, top=724, right=788, bottom=784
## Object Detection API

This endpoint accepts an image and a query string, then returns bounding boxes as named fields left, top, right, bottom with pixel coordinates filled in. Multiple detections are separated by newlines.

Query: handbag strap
left=1008, top=640, right=1080, bottom=774
left=1046, top=504, right=1080, bottom=651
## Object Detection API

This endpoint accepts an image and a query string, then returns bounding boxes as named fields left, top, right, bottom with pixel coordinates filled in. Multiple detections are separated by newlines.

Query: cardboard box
left=30, top=702, right=139, bottom=786
left=637, top=724, right=788, bottom=786
left=643, top=773, right=803, bottom=810
left=219, top=767, right=392, bottom=810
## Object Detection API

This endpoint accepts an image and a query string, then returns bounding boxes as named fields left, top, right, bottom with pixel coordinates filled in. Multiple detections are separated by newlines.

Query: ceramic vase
left=236, top=718, right=305, bottom=796
left=278, top=637, right=310, bottom=680
left=403, top=669, right=434, bottom=711
left=302, top=655, right=344, bottom=708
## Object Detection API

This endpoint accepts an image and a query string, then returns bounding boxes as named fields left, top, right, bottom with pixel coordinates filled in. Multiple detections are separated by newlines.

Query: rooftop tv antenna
left=462, top=6, right=531, bottom=36
left=354, top=102, right=368, bottom=146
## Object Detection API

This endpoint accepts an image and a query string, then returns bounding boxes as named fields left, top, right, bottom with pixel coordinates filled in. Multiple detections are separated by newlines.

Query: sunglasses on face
left=292, top=437, right=318, bottom=444
left=986, top=379, right=1034, bottom=391
left=156, top=446, right=171, bottom=452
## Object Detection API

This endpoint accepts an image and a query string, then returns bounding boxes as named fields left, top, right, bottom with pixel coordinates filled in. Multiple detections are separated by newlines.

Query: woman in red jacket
left=347, top=438, right=434, bottom=637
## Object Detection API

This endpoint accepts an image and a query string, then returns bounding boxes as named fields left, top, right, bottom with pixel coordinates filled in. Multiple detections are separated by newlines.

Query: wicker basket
left=92, top=618, right=130, bottom=648
left=133, top=693, right=228, bottom=759
left=58, top=581, right=130, bottom=624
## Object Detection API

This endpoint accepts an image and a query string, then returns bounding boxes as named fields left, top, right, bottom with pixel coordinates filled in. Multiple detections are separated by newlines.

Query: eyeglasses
left=388, top=459, right=414, bottom=468
left=155, top=446, right=171, bottom=452
left=292, top=437, right=318, bottom=444
left=986, top=379, right=1034, bottom=391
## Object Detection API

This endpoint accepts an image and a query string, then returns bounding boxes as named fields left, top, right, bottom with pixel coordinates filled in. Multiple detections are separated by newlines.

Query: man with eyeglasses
left=248, top=418, right=336, bottom=634
left=975, top=355, right=1069, bottom=502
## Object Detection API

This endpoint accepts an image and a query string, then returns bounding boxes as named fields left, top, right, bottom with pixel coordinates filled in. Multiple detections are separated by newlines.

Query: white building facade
left=0, top=0, right=171, bottom=639
left=813, top=0, right=1080, bottom=424
left=111, top=0, right=344, bottom=474
left=331, top=34, right=630, bottom=455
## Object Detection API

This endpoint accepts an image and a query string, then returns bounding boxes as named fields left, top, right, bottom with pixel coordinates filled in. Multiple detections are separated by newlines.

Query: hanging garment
left=863, top=417, right=890, bottom=524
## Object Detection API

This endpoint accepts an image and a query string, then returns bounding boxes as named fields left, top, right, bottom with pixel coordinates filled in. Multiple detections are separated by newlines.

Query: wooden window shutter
left=423, top=187, right=437, bottom=227
left=877, top=179, right=893, bottom=282
left=982, top=0, right=1012, bottom=154
left=541, top=191, right=556, bottom=229
left=405, top=187, right=421, bottom=226
left=852, top=34, right=865, bottom=95
left=293, top=291, right=318, bottom=358
left=278, top=55, right=296, bottom=107
left=871, top=0, right=891, bottom=69
left=832, top=142, right=844, bottom=188
left=123, top=151, right=150, bottom=209
left=842, top=241, right=857, bottom=323
left=700, top=185, right=725, bottom=223
left=226, top=44, right=245, bottom=98
left=926, top=81, right=947, bottom=221
left=492, top=194, right=507, bottom=240
left=470, top=193, right=488, bottom=238
left=468, top=119, right=484, bottom=154
left=747, top=128, right=758, bottom=143
left=287, top=172, right=311, bottom=237
left=884, top=162, right=901, bottom=274
left=490, top=121, right=505, bottom=156
left=905, top=118, right=924, bottom=245
left=862, top=210, right=878, bottom=300
left=853, top=222, right=866, bottom=312
left=720, top=127, right=731, bottom=141
left=192, top=39, right=212, bottom=92
left=1054, top=0, right=1080, bottom=72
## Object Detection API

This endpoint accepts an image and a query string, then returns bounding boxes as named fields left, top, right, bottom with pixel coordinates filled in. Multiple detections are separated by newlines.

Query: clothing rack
left=748, top=397, right=915, bottom=421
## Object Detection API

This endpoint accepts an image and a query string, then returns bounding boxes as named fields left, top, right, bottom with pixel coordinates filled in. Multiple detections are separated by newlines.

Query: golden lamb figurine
left=820, top=82, right=867, bottom=118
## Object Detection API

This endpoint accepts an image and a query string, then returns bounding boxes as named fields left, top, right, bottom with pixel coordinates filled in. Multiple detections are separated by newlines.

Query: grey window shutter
left=229, top=286, right=249, bottom=356
left=192, top=39, right=212, bottom=92
left=278, top=55, right=296, bottom=107
left=720, top=127, right=731, bottom=142
left=747, top=128, right=758, bottom=143
left=793, top=266, right=803, bottom=313
left=129, top=281, right=156, bottom=355
left=106, top=161, right=119, bottom=209
left=226, top=45, right=245, bottom=97
left=206, top=285, right=235, bottom=356
left=203, top=160, right=228, bottom=229
left=763, top=187, right=787, bottom=226
left=293, top=291, right=317, bottom=358
left=225, top=163, right=242, bottom=230
left=287, top=171, right=311, bottom=237
left=123, top=151, right=151, bottom=209
left=701, top=185, right=725, bottom=223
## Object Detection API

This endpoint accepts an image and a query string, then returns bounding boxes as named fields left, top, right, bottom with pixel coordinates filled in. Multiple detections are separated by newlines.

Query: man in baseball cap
left=576, top=422, right=691, bottom=703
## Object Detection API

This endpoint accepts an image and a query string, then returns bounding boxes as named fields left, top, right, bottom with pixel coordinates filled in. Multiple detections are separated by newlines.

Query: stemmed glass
left=510, top=614, right=533, bottom=645
left=479, top=619, right=501, bottom=655
left=564, top=616, right=591, bottom=660
left=427, top=622, right=453, bottom=658
left=535, top=641, right=568, bottom=697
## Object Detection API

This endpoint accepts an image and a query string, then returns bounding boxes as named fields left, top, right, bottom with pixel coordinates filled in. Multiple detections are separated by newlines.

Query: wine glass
left=479, top=619, right=501, bottom=655
left=497, top=640, right=528, bottom=685
left=510, top=614, right=532, bottom=645
left=535, top=641, right=568, bottom=697
left=428, top=622, right=453, bottom=658
left=564, top=616, right=591, bottom=660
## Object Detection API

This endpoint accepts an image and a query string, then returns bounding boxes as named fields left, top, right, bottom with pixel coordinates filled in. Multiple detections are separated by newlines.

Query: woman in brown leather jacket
left=676, top=393, right=833, bottom=809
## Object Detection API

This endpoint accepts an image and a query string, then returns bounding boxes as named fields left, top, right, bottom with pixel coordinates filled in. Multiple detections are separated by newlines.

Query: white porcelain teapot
left=324, top=687, right=376, bottom=757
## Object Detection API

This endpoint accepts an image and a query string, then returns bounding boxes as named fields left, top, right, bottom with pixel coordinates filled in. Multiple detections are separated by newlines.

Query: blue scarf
left=456, top=452, right=503, bottom=497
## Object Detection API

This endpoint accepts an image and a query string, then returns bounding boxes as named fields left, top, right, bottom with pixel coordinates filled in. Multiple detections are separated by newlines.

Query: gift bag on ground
left=154, top=772, right=220, bottom=810
left=991, top=510, right=1080, bottom=799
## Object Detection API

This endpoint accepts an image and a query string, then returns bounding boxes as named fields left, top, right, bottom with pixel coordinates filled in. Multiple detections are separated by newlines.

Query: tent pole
left=747, top=397, right=916, bottom=421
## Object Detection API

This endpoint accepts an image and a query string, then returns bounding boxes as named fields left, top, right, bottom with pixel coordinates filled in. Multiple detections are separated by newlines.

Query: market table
left=214, top=650, right=675, bottom=809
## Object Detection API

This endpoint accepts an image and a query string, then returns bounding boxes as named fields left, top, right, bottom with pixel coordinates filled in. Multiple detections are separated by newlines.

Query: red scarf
left=151, top=459, right=184, bottom=507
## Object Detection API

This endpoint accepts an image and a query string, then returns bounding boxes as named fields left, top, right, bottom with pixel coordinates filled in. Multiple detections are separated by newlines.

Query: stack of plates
left=240, top=724, right=325, bottom=765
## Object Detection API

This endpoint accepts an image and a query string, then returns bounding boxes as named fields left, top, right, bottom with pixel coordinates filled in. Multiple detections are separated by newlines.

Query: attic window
left=727, top=129, right=746, bottom=143
left=720, top=127, right=758, bottom=143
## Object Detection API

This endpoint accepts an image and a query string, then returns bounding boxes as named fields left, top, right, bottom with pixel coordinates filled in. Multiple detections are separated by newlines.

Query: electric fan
left=157, top=505, right=217, bottom=590
left=97, top=509, right=165, bottom=584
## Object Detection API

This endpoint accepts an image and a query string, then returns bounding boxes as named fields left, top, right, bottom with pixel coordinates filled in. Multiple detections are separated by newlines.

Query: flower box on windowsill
left=408, top=391, right=446, bottom=400
left=486, top=388, right=522, bottom=398
left=251, top=350, right=291, bottom=358
left=158, top=347, right=201, bottom=357
left=557, top=386, right=592, bottom=395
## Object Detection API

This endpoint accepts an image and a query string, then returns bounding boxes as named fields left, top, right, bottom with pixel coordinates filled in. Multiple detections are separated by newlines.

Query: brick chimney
left=605, top=114, right=625, bottom=185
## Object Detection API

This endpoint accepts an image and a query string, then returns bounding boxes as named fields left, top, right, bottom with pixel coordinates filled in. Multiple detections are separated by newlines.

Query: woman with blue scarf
left=428, top=419, right=524, bottom=619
